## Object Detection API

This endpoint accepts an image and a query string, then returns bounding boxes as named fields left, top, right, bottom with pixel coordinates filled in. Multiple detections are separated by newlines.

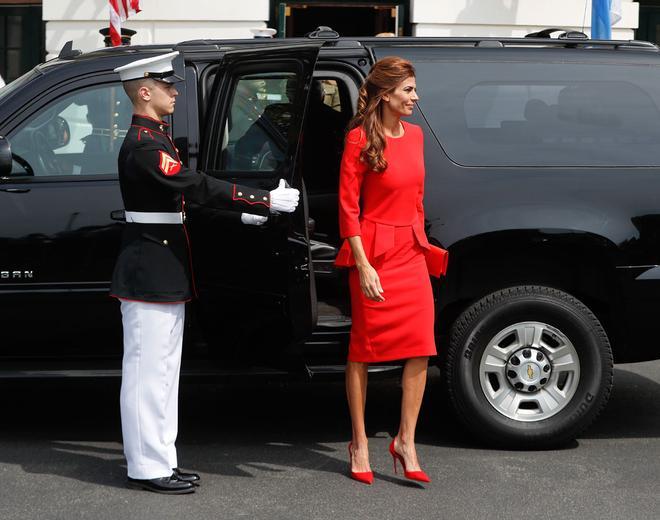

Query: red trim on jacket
left=132, top=125, right=168, bottom=139
left=182, top=220, right=199, bottom=299
left=165, top=133, right=182, bottom=161
left=135, top=127, right=156, bottom=141
left=231, top=184, right=270, bottom=207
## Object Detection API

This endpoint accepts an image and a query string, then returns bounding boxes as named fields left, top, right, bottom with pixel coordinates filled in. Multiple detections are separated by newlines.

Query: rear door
left=190, top=43, right=321, bottom=365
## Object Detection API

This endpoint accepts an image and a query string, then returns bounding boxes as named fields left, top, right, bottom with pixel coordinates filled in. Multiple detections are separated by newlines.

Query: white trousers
left=119, top=299, right=184, bottom=480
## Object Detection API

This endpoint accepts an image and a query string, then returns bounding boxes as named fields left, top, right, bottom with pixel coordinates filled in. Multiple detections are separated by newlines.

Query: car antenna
left=58, top=41, right=82, bottom=59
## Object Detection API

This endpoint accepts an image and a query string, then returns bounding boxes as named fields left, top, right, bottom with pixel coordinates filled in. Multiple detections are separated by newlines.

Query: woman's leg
left=394, top=356, right=429, bottom=471
left=346, top=360, right=370, bottom=472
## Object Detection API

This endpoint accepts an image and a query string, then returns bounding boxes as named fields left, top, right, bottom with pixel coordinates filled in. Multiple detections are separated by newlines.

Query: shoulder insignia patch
left=158, top=150, right=181, bottom=176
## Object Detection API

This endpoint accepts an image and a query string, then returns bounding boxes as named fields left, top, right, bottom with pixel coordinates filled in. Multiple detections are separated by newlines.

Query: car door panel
left=0, top=79, right=129, bottom=359
left=190, top=43, right=321, bottom=365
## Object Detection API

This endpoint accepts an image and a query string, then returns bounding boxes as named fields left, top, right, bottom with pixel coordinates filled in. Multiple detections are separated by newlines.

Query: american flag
left=109, top=0, right=141, bottom=47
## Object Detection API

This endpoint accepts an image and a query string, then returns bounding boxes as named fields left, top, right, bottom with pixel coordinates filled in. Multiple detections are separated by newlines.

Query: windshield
left=0, top=68, right=40, bottom=102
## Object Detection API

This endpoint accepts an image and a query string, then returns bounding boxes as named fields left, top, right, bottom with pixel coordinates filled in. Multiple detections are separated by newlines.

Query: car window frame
left=204, top=60, right=310, bottom=180
left=371, top=45, right=660, bottom=169
left=0, top=73, right=127, bottom=184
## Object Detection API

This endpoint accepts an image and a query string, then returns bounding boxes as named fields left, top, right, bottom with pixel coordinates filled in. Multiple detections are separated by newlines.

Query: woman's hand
left=357, top=263, right=385, bottom=302
left=346, top=236, right=384, bottom=301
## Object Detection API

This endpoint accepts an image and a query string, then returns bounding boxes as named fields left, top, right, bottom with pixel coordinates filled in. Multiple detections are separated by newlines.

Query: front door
left=189, top=43, right=321, bottom=366
left=0, top=78, right=131, bottom=360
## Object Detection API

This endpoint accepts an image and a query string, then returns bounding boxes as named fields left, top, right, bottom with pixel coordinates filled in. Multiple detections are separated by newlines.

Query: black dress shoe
left=172, top=467, right=201, bottom=485
left=127, top=475, right=195, bottom=494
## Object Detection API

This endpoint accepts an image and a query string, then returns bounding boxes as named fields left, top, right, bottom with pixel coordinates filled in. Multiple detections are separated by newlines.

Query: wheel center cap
left=506, top=348, right=552, bottom=392
left=522, top=362, right=541, bottom=383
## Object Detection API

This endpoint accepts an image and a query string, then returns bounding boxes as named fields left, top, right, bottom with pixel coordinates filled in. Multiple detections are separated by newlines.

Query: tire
left=444, top=285, right=613, bottom=448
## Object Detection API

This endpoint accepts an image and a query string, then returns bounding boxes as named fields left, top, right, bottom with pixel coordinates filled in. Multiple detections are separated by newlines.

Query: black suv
left=1, top=30, right=659, bottom=448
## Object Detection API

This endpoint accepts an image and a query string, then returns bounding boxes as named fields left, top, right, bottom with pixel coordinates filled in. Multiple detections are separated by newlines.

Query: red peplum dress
left=335, top=121, right=437, bottom=363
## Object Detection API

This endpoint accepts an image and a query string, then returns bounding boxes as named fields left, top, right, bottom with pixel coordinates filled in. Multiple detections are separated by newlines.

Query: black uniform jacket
left=110, top=114, right=271, bottom=303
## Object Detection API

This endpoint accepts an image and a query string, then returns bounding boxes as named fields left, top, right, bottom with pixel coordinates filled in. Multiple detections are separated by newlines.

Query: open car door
left=190, top=42, right=322, bottom=366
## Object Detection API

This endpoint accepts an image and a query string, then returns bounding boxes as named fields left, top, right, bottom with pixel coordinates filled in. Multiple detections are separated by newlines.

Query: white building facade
left=44, top=0, right=640, bottom=58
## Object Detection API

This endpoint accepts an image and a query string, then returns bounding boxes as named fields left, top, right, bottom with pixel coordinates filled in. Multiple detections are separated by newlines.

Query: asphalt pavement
left=0, top=361, right=658, bottom=520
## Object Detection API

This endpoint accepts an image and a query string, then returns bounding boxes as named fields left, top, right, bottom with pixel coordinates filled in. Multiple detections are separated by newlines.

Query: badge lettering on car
left=158, top=151, right=181, bottom=176
left=0, top=270, right=34, bottom=280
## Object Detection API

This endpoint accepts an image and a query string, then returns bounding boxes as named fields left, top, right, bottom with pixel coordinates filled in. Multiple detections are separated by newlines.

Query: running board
left=306, top=364, right=402, bottom=376
left=0, top=364, right=401, bottom=380
left=0, top=369, right=123, bottom=379
left=0, top=365, right=292, bottom=380
left=317, top=314, right=351, bottom=327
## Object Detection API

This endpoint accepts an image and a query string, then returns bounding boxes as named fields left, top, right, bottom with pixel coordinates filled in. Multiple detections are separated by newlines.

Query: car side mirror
left=0, top=136, right=11, bottom=177
left=45, top=116, right=71, bottom=149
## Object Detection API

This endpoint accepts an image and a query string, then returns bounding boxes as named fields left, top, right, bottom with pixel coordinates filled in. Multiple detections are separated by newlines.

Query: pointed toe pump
left=348, top=442, right=374, bottom=485
left=388, top=438, right=431, bottom=483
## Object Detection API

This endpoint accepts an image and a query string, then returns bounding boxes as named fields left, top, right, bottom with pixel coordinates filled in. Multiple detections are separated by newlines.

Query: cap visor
left=160, top=73, right=184, bottom=84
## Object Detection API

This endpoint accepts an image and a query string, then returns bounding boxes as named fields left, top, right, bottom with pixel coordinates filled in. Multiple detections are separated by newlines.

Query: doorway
left=637, top=0, right=660, bottom=44
left=274, top=1, right=408, bottom=38
left=0, top=3, right=44, bottom=83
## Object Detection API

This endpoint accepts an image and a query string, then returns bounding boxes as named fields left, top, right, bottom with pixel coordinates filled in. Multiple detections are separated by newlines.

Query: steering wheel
left=10, top=153, right=34, bottom=176
left=32, top=129, right=61, bottom=174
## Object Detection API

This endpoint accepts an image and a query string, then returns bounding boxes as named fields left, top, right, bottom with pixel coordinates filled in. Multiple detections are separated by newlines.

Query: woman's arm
left=347, top=235, right=385, bottom=302
left=339, top=128, right=385, bottom=302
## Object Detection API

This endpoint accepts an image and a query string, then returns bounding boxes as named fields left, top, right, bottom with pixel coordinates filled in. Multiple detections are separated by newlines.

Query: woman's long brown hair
left=347, top=56, right=416, bottom=172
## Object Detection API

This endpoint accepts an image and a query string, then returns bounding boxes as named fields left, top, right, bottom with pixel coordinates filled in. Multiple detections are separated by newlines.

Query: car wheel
left=445, top=285, right=613, bottom=448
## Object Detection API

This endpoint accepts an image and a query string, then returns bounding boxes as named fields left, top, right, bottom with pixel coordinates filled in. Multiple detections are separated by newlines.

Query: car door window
left=382, top=46, right=660, bottom=167
left=220, top=72, right=298, bottom=173
left=9, top=83, right=131, bottom=177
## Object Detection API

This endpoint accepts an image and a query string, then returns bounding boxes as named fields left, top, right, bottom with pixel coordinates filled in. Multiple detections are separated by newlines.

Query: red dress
left=335, top=121, right=437, bottom=363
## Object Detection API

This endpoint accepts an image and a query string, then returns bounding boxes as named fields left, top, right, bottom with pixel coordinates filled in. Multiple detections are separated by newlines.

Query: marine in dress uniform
left=110, top=52, right=299, bottom=494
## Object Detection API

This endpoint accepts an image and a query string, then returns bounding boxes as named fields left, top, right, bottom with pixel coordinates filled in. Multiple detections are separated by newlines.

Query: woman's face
left=382, top=76, right=419, bottom=117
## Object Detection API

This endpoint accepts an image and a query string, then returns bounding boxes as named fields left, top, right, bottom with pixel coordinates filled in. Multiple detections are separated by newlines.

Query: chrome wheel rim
left=479, top=321, right=581, bottom=422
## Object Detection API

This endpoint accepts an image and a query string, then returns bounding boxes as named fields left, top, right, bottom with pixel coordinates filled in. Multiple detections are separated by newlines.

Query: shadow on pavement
left=0, top=362, right=657, bottom=488
left=583, top=364, right=660, bottom=439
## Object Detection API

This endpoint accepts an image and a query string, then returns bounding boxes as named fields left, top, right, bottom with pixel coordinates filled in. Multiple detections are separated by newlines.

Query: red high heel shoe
left=388, top=438, right=431, bottom=483
left=348, top=442, right=374, bottom=485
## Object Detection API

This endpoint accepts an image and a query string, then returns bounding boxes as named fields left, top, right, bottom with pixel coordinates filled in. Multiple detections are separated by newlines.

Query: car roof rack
left=525, top=28, right=588, bottom=39
left=67, top=34, right=659, bottom=61
left=366, top=35, right=659, bottom=51
left=307, top=26, right=340, bottom=39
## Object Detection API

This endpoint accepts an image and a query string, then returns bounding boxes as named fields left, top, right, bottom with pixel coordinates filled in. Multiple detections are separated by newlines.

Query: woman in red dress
left=336, top=57, right=436, bottom=485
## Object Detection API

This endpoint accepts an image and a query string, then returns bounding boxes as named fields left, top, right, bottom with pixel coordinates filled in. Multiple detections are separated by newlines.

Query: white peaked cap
left=114, top=51, right=182, bottom=83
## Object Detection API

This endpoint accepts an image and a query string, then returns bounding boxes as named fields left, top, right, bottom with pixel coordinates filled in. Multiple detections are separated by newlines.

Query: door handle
left=110, top=210, right=126, bottom=221
left=0, top=188, right=30, bottom=193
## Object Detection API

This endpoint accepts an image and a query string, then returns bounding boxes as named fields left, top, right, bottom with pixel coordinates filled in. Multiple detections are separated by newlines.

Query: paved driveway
left=0, top=361, right=658, bottom=520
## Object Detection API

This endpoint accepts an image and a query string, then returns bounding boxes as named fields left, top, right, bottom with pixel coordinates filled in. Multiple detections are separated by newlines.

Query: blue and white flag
left=592, top=0, right=623, bottom=40
left=611, top=0, right=623, bottom=25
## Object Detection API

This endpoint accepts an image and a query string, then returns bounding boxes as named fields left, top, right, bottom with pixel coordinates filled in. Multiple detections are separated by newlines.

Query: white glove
left=241, top=213, right=268, bottom=226
left=269, top=178, right=300, bottom=214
